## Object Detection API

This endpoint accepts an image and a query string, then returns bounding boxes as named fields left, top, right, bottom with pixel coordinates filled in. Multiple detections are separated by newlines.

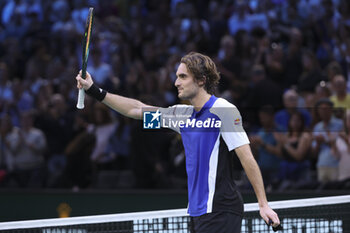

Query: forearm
left=244, top=158, right=268, bottom=207
left=102, top=92, right=151, bottom=120
left=236, top=145, right=268, bottom=207
left=236, top=145, right=280, bottom=226
left=77, top=72, right=155, bottom=120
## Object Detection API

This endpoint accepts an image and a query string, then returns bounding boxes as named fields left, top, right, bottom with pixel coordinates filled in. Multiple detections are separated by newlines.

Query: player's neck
left=190, top=90, right=212, bottom=112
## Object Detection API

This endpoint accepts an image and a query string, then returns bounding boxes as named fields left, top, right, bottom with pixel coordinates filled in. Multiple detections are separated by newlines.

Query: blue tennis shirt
left=160, top=95, right=250, bottom=217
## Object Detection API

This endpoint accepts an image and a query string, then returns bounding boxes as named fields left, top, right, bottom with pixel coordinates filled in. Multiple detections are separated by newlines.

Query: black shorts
left=190, top=212, right=242, bottom=233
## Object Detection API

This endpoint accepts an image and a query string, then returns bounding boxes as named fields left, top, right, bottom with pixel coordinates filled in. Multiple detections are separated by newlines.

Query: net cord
left=0, top=195, right=348, bottom=230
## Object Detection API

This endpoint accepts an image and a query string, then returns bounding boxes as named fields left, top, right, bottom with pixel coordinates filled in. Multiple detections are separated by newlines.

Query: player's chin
left=178, top=93, right=186, bottom=100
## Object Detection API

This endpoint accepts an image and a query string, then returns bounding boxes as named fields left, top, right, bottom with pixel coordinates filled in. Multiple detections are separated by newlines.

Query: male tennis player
left=76, top=52, right=280, bottom=232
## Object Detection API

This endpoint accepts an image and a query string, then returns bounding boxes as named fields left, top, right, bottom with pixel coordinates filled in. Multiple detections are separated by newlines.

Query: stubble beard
left=178, top=90, right=196, bottom=101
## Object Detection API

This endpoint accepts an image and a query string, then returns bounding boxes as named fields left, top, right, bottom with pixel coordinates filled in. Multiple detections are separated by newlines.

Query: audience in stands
left=312, top=98, right=343, bottom=183
left=3, top=110, right=46, bottom=187
left=332, top=109, right=350, bottom=183
left=274, top=89, right=311, bottom=130
left=0, top=0, right=349, bottom=190
left=275, top=111, right=313, bottom=189
left=249, top=106, right=281, bottom=188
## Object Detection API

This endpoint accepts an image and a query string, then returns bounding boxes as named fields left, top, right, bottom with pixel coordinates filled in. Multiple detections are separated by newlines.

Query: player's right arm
left=76, top=71, right=156, bottom=120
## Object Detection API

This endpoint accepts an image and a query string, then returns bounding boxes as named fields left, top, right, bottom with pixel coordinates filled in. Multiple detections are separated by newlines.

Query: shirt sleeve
left=159, top=104, right=193, bottom=134
left=210, top=99, right=250, bottom=151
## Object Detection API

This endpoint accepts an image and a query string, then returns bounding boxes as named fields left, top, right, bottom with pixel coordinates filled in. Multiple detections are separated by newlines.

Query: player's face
left=175, top=63, right=201, bottom=100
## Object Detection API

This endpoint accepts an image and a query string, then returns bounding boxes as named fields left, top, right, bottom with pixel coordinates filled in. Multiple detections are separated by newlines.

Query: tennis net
left=0, top=195, right=349, bottom=233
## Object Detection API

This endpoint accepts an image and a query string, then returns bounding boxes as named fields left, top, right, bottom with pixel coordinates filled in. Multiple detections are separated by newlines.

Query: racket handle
left=76, top=88, right=85, bottom=109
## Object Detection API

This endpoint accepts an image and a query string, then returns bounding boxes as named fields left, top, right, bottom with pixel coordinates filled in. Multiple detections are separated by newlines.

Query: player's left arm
left=235, top=144, right=280, bottom=227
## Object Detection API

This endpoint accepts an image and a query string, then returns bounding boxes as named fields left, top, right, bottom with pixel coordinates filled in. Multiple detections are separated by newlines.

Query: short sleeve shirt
left=159, top=95, right=249, bottom=216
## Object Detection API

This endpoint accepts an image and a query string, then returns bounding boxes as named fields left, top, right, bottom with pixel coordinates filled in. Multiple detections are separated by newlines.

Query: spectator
left=274, top=89, right=312, bottom=130
left=7, top=79, right=34, bottom=127
left=25, top=41, right=51, bottom=83
left=332, top=109, right=350, bottom=182
left=330, top=75, right=350, bottom=110
left=56, top=110, right=95, bottom=189
left=275, top=112, right=313, bottom=188
left=312, top=98, right=343, bottom=183
left=71, top=0, right=89, bottom=34
left=3, top=38, right=26, bottom=79
left=49, top=0, right=70, bottom=24
left=262, top=42, right=285, bottom=86
left=228, top=2, right=268, bottom=35
left=311, top=81, right=332, bottom=126
left=314, top=81, right=332, bottom=103
left=248, top=65, right=283, bottom=108
left=249, top=106, right=281, bottom=187
left=207, top=1, right=227, bottom=54
left=130, top=123, right=174, bottom=189
left=1, top=0, right=350, bottom=190
left=0, top=114, right=13, bottom=179
left=313, top=0, right=339, bottom=68
left=88, top=48, right=114, bottom=91
left=34, top=94, right=74, bottom=186
left=2, top=0, right=28, bottom=26
left=157, top=67, right=177, bottom=106
left=283, top=28, right=303, bottom=88
left=298, top=50, right=326, bottom=95
left=0, top=63, right=12, bottom=104
left=244, top=65, right=283, bottom=130
left=216, top=35, right=242, bottom=93
left=4, top=110, right=46, bottom=187
left=50, top=1, right=77, bottom=43
left=168, top=134, right=187, bottom=189
left=104, top=114, right=132, bottom=170
left=90, top=102, right=118, bottom=170
left=325, top=61, right=343, bottom=94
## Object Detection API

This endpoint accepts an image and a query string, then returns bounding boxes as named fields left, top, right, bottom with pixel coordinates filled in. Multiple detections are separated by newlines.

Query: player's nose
left=174, top=78, right=180, bottom=87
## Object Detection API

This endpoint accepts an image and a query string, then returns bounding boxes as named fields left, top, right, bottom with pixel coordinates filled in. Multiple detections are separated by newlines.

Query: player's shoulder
left=160, top=104, right=193, bottom=116
left=210, top=97, right=241, bottom=120
left=169, top=104, right=193, bottom=111
left=212, top=97, right=238, bottom=109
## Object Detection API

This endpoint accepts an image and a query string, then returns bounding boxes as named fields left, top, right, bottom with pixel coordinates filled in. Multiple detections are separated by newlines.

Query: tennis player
left=76, top=52, right=280, bottom=232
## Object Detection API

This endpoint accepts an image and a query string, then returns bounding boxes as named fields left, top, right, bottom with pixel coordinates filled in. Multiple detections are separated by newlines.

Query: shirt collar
left=192, top=95, right=217, bottom=118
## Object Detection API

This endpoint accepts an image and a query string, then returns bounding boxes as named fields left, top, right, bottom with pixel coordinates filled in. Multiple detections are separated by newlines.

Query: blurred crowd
left=0, top=0, right=350, bottom=191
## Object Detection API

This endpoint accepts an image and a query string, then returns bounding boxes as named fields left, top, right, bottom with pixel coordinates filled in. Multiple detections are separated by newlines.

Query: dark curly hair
left=180, top=52, right=220, bottom=95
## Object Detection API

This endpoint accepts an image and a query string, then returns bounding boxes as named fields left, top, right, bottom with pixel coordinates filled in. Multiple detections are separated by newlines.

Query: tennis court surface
left=0, top=195, right=349, bottom=232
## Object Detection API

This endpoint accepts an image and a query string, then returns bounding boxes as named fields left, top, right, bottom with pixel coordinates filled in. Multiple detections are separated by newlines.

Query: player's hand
left=259, top=205, right=280, bottom=227
left=76, top=70, right=93, bottom=90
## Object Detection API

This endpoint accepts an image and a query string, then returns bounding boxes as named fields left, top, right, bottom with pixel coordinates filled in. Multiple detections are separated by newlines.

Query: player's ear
left=197, top=75, right=206, bottom=87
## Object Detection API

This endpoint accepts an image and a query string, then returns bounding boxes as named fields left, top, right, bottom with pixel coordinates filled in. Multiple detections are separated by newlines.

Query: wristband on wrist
left=85, top=83, right=107, bottom=102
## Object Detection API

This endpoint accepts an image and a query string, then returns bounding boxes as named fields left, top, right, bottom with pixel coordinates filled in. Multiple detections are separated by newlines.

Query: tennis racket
left=76, top=7, right=94, bottom=109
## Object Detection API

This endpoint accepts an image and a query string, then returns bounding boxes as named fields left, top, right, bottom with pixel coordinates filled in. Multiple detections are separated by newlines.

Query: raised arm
left=235, top=144, right=280, bottom=227
left=76, top=71, right=156, bottom=119
left=102, top=92, right=152, bottom=120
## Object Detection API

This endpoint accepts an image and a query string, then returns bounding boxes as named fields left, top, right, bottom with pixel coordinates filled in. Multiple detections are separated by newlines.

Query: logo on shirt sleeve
left=234, top=118, right=241, bottom=125
left=143, top=110, right=161, bottom=129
